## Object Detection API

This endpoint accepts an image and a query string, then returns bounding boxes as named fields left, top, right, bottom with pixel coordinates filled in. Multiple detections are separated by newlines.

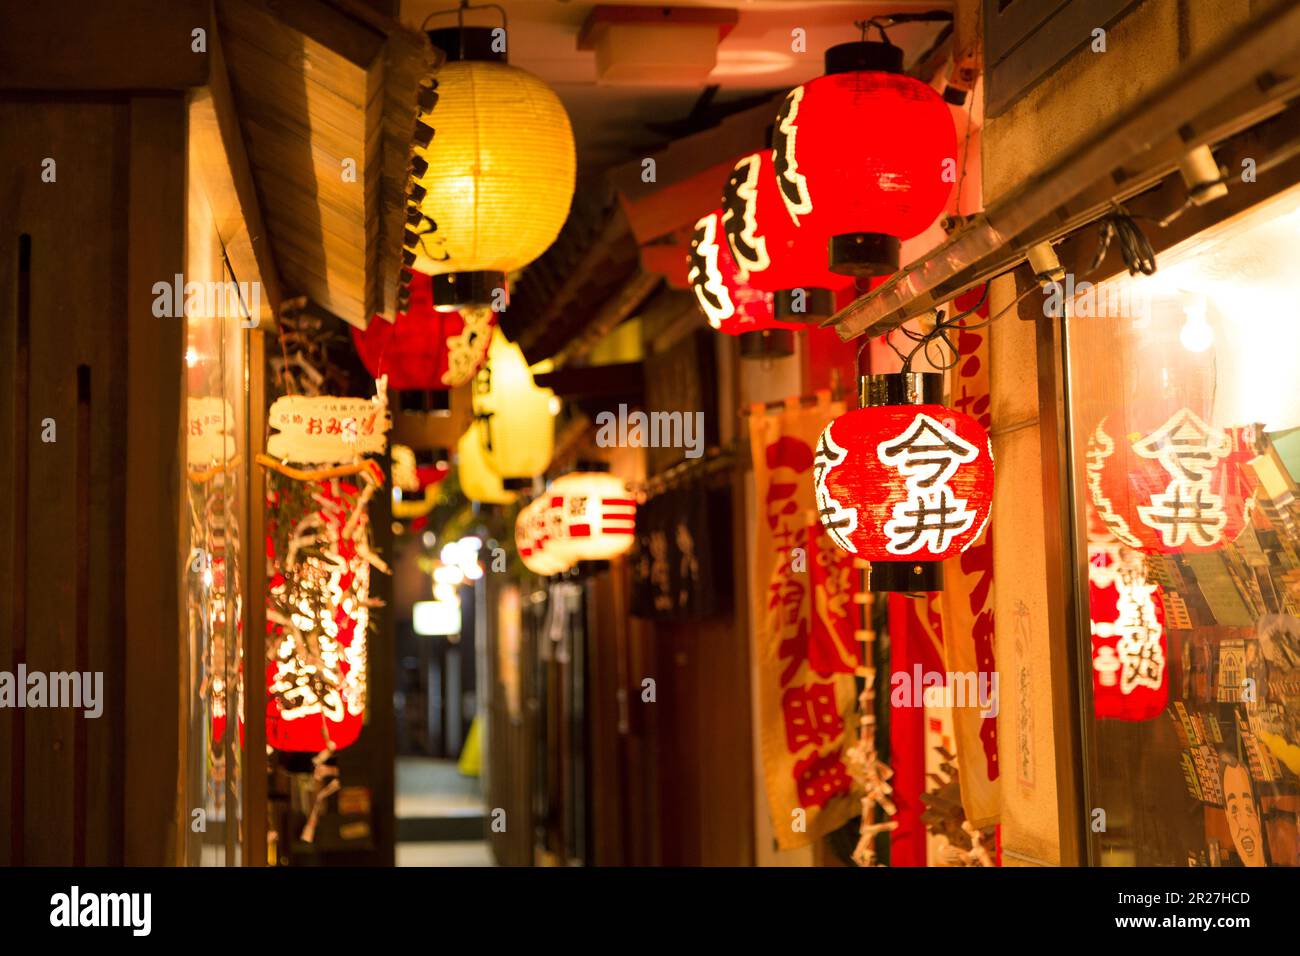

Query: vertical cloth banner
left=750, top=395, right=860, bottom=849
left=937, top=314, right=1001, bottom=828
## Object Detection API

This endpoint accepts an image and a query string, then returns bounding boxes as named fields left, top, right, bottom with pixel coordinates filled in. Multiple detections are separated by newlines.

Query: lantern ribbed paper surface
left=411, top=60, right=575, bottom=278
left=352, top=275, right=495, bottom=390
left=814, top=404, right=993, bottom=562
left=774, top=65, right=956, bottom=274
left=471, top=329, right=555, bottom=483
left=722, top=150, right=851, bottom=319
left=516, top=497, right=570, bottom=576
left=1085, top=408, right=1255, bottom=555
left=546, top=472, right=637, bottom=563
left=457, top=420, right=516, bottom=505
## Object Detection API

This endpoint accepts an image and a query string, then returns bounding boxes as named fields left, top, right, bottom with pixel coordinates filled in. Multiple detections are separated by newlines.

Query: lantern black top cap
left=824, top=39, right=904, bottom=76
left=573, top=459, right=610, bottom=474
left=427, top=26, right=506, bottom=63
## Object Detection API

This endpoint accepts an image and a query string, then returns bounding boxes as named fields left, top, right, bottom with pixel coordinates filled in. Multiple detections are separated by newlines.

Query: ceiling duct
left=577, top=5, right=738, bottom=86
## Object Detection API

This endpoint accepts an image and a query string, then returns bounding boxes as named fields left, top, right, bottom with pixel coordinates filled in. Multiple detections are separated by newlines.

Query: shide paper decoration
left=689, top=207, right=799, bottom=360
left=814, top=373, right=994, bottom=592
left=545, top=470, right=637, bottom=566
left=1085, top=407, right=1257, bottom=555
left=351, top=272, right=495, bottom=400
left=405, top=24, right=576, bottom=309
left=262, top=383, right=392, bottom=753
left=774, top=39, right=957, bottom=276
left=722, top=150, right=852, bottom=323
left=471, top=329, right=555, bottom=488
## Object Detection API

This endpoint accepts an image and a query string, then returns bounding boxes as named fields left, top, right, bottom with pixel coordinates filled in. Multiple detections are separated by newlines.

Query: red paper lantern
left=351, top=272, right=495, bottom=394
left=813, top=373, right=993, bottom=592
left=1087, top=515, right=1169, bottom=721
left=688, top=207, right=800, bottom=360
left=773, top=41, right=957, bottom=276
left=1084, top=407, right=1256, bottom=555
left=721, top=150, right=853, bottom=323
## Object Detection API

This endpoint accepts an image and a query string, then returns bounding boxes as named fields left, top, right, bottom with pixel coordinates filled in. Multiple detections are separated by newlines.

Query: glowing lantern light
left=456, top=419, right=516, bottom=505
left=471, top=329, right=555, bottom=488
left=689, top=207, right=798, bottom=360
left=1087, top=516, right=1168, bottom=721
left=406, top=26, right=576, bottom=309
left=813, top=373, right=994, bottom=592
left=414, top=598, right=462, bottom=637
left=515, top=496, right=570, bottom=576
left=773, top=39, right=957, bottom=276
left=546, top=470, right=637, bottom=565
left=1085, top=408, right=1256, bottom=555
left=352, top=273, right=495, bottom=401
left=722, top=150, right=853, bottom=323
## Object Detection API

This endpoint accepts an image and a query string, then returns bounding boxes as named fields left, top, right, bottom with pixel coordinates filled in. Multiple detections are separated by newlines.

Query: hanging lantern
left=546, top=469, right=637, bottom=566
left=457, top=419, right=516, bottom=505
left=406, top=25, right=576, bottom=309
left=688, top=207, right=797, bottom=360
left=773, top=39, right=957, bottom=276
left=352, top=273, right=495, bottom=407
left=1087, top=514, right=1169, bottom=721
left=471, top=329, right=555, bottom=489
left=813, top=372, right=994, bottom=592
left=515, top=496, right=570, bottom=576
left=721, top=150, right=853, bottom=323
left=1085, top=408, right=1256, bottom=555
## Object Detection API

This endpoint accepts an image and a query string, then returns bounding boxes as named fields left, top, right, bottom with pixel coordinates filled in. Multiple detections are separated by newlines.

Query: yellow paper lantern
left=456, top=419, right=516, bottom=505
left=546, top=471, right=637, bottom=564
left=408, top=29, right=576, bottom=309
left=472, top=329, right=554, bottom=488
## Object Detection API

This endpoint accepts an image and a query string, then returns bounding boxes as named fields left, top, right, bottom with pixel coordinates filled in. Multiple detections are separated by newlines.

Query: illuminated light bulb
left=1180, top=299, right=1213, bottom=352
left=185, top=346, right=200, bottom=368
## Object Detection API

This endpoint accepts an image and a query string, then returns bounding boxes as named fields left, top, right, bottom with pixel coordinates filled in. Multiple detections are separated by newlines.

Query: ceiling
left=399, top=1, right=952, bottom=172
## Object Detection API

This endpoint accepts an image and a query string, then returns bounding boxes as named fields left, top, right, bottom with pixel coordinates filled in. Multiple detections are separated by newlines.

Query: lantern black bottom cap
left=501, top=477, right=534, bottom=491
left=829, top=233, right=900, bottom=277
left=774, top=287, right=836, bottom=323
left=432, top=270, right=506, bottom=310
left=739, top=328, right=795, bottom=360
left=869, top=560, right=943, bottom=593
left=824, top=40, right=904, bottom=76
left=398, top=389, right=451, bottom=414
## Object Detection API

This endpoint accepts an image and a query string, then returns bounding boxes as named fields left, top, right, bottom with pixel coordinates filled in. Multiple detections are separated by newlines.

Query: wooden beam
left=534, top=362, right=645, bottom=401
left=0, top=0, right=210, bottom=90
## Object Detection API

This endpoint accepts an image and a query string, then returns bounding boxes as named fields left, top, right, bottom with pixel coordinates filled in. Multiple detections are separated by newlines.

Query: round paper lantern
left=813, top=372, right=993, bottom=592
left=688, top=207, right=799, bottom=360
left=1087, top=516, right=1169, bottom=722
left=471, top=329, right=555, bottom=488
left=1084, top=407, right=1256, bottom=555
left=515, top=496, right=570, bottom=576
left=546, top=470, right=637, bottom=565
left=457, top=419, right=516, bottom=505
left=406, top=27, right=576, bottom=309
left=352, top=273, right=495, bottom=397
left=773, top=40, right=957, bottom=276
left=721, top=150, right=853, bottom=323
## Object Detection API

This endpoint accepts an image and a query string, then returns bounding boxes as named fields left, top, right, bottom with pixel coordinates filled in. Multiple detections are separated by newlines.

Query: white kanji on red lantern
left=687, top=213, right=734, bottom=328
left=1131, top=408, right=1231, bottom=549
left=813, top=427, right=856, bottom=552
left=721, top=153, right=770, bottom=277
left=1089, top=540, right=1165, bottom=696
left=876, top=413, right=981, bottom=556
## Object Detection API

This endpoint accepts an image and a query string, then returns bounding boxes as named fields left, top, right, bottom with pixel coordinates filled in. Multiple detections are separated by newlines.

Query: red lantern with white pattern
left=773, top=40, right=957, bottom=276
left=814, top=373, right=993, bottom=592
left=688, top=207, right=800, bottom=360
left=1084, top=407, right=1256, bottom=555
left=351, top=272, right=495, bottom=408
left=547, top=470, right=637, bottom=566
left=721, top=150, right=854, bottom=323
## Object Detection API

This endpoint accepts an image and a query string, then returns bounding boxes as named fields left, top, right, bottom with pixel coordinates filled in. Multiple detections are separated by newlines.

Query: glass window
left=1066, top=185, right=1300, bottom=866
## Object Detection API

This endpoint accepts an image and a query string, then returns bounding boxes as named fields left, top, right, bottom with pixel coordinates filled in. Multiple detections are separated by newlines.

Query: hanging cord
left=1089, top=204, right=1157, bottom=276
left=421, top=1, right=508, bottom=43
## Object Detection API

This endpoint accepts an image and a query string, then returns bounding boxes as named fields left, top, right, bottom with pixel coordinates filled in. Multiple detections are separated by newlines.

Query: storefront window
left=1067, top=185, right=1300, bottom=866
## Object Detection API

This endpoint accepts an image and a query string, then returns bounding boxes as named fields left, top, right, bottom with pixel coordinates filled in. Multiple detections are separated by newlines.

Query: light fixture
left=414, top=598, right=462, bottom=637
left=813, top=372, right=994, bottom=592
left=456, top=419, right=517, bottom=505
left=471, top=329, right=555, bottom=489
left=406, top=20, right=576, bottom=309
left=773, top=37, right=957, bottom=275
left=1179, top=296, right=1214, bottom=352
left=545, top=468, right=637, bottom=566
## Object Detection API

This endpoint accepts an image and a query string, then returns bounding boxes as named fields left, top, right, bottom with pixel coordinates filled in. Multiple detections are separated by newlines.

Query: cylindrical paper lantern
left=814, top=372, right=994, bottom=592
left=471, top=329, right=555, bottom=489
left=773, top=40, right=957, bottom=276
left=688, top=207, right=799, bottom=360
left=515, top=496, right=570, bottom=576
left=1085, top=408, right=1255, bottom=554
left=407, top=27, right=576, bottom=309
left=457, top=419, right=516, bottom=505
left=546, top=470, right=637, bottom=564
left=722, top=150, right=853, bottom=323
left=352, top=273, right=495, bottom=397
